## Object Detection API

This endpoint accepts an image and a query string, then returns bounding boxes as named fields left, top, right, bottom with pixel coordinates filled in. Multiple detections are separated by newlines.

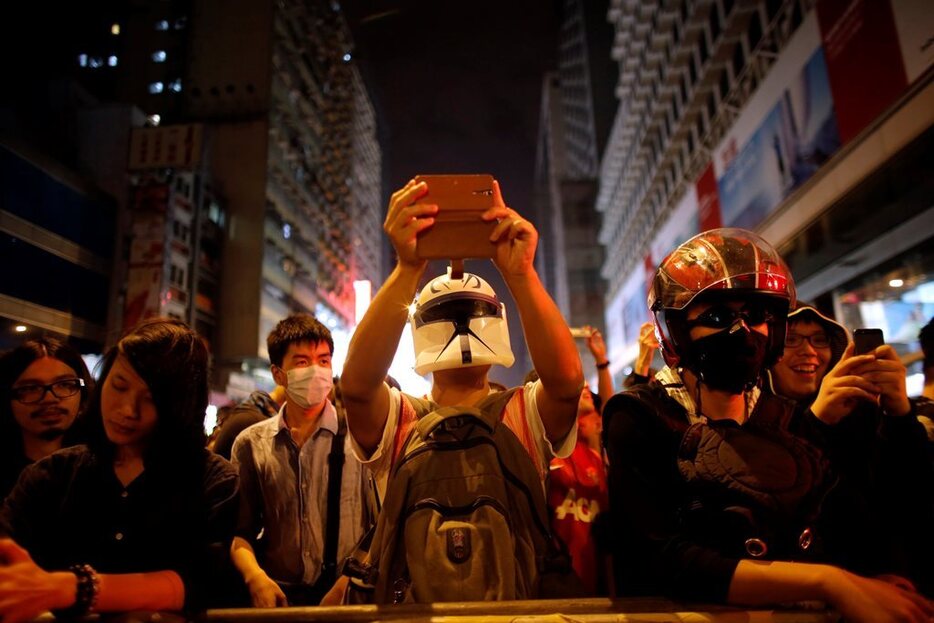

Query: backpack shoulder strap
left=323, top=378, right=348, bottom=585
left=477, top=386, right=521, bottom=422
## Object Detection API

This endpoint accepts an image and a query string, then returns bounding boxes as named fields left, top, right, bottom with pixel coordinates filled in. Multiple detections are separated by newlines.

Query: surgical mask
left=683, top=325, right=768, bottom=394
left=285, top=365, right=333, bottom=409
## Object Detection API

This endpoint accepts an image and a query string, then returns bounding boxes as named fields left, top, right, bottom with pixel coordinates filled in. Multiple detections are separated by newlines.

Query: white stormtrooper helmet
left=410, top=269, right=515, bottom=376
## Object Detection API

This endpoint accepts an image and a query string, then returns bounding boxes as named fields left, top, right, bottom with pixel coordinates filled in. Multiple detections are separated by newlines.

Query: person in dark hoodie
left=766, top=302, right=934, bottom=595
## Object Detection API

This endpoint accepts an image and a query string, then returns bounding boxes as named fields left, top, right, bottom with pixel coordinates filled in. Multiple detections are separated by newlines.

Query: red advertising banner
left=816, top=0, right=907, bottom=144
left=696, top=163, right=723, bottom=232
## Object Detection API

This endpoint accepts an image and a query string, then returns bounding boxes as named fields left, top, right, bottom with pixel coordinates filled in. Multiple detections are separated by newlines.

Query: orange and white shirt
left=349, top=380, right=578, bottom=501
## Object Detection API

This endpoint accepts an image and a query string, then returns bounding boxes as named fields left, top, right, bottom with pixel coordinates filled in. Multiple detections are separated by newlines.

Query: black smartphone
left=853, top=328, right=884, bottom=355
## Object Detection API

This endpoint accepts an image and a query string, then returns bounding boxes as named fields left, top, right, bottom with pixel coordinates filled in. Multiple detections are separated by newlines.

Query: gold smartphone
left=414, top=174, right=497, bottom=260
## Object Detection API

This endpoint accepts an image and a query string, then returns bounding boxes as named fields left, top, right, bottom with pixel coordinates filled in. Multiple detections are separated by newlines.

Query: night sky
left=344, top=0, right=560, bottom=212
left=344, top=0, right=564, bottom=385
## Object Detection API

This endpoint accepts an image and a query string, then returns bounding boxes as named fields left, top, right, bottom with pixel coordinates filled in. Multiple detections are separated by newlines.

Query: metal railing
left=32, top=597, right=839, bottom=622
left=197, top=598, right=838, bottom=623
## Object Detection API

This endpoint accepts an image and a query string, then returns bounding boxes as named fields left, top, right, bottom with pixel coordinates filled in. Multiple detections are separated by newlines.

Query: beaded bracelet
left=52, top=563, right=100, bottom=619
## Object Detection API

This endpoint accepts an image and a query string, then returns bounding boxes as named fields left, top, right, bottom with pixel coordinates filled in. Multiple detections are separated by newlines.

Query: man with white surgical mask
left=230, top=314, right=367, bottom=606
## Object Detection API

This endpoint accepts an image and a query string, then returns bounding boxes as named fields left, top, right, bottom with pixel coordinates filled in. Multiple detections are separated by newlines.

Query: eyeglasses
left=785, top=333, right=831, bottom=349
left=686, top=304, right=775, bottom=329
left=11, top=378, right=86, bottom=404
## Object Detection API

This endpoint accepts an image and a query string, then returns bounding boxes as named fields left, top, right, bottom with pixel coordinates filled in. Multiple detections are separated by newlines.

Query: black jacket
left=603, top=380, right=934, bottom=601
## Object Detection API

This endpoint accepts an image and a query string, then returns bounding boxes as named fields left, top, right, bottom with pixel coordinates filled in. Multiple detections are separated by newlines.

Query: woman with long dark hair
left=0, top=318, right=239, bottom=622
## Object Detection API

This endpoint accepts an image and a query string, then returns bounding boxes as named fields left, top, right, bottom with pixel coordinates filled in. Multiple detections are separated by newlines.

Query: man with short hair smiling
left=230, top=314, right=367, bottom=607
left=768, top=304, right=848, bottom=403
left=768, top=302, right=933, bottom=593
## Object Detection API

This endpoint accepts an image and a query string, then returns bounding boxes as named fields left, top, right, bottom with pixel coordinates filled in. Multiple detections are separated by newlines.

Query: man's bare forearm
left=505, top=270, right=583, bottom=438
left=342, top=262, right=424, bottom=451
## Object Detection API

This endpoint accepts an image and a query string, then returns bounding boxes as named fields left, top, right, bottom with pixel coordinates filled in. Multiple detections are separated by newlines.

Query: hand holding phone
left=853, top=328, right=884, bottom=355
left=851, top=328, right=911, bottom=416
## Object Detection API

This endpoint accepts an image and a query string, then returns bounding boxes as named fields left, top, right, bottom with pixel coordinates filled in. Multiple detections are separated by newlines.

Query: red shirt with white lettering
left=547, top=440, right=608, bottom=595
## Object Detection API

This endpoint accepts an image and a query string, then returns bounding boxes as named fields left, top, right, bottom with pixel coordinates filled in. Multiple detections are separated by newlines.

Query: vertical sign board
left=890, top=0, right=934, bottom=84
left=633, top=188, right=701, bottom=351
left=129, top=124, right=203, bottom=170
left=123, top=184, right=170, bottom=331
left=643, top=253, right=656, bottom=304
left=606, top=268, right=653, bottom=372
left=604, top=287, right=626, bottom=374
left=649, top=187, right=701, bottom=269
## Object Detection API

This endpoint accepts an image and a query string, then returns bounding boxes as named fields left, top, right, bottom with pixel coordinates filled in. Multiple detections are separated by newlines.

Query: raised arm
left=484, top=181, right=583, bottom=442
left=341, top=180, right=437, bottom=453
left=584, top=325, right=614, bottom=410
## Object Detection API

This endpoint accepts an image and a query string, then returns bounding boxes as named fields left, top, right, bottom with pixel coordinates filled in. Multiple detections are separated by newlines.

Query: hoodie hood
left=786, top=303, right=849, bottom=367
left=767, top=302, right=849, bottom=396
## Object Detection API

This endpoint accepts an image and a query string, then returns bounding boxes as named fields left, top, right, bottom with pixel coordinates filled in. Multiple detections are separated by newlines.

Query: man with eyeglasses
left=767, top=304, right=848, bottom=404
left=0, top=338, right=92, bottom=500
left=768, top=303, right=922, bottom=428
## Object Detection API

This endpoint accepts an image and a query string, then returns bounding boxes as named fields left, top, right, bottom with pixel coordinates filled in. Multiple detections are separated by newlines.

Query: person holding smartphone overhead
left=340, top=176, right=583, bottom=602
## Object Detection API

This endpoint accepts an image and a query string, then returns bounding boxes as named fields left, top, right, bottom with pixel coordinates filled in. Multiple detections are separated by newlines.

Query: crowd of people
left=0, top=178, right=932, bottom=622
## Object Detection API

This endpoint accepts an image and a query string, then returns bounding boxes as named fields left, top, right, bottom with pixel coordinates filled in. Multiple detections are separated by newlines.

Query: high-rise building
left=0, top=137, right=119, bottom=353
left=58, top=0, right=382, bottom=394
left=185, top=0, right=382, bottom=393
left=534, top=0, right=616, bottom=377
left=0, top=59, right=142, bottom=354
left=598, top=0, right=934, bottom=389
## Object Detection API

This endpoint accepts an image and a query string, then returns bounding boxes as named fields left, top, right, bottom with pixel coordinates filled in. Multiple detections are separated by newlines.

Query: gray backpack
left=343, top=389, right=569, bottom=603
